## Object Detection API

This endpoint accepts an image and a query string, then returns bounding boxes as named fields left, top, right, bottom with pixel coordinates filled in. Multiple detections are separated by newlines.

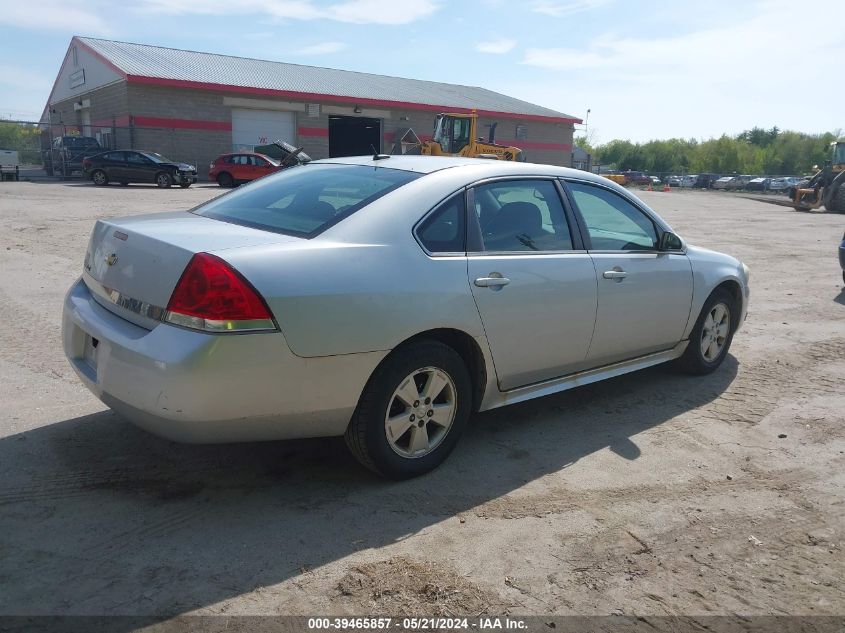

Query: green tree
left=592, top=128, right=840, bottom=176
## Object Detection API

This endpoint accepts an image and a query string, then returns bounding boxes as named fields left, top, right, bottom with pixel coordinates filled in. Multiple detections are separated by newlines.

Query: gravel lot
left=0, top=181, right=843, bottom=622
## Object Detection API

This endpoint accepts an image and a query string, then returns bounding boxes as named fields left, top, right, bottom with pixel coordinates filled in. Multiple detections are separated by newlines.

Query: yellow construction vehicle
left=601, top=173, right=628, bottom=186
left=791, top=141, right=845, bottom=212
left=420, top=113, right=524, bottom=161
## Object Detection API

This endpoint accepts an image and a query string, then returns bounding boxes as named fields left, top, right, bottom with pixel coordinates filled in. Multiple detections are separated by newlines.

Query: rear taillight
left=164, top=253, right=276, bottom=333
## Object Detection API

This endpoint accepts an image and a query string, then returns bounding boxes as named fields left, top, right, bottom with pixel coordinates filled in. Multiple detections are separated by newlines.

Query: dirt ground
left=0, top=180, right=843, bottom=623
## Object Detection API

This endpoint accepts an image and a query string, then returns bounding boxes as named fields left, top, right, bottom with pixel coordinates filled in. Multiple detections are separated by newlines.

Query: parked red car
left=209, top=152, right=282, bottom=187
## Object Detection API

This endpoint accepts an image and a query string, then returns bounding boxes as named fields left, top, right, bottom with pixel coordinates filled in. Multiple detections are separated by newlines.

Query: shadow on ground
left=0, top=357, right=737, bottom=619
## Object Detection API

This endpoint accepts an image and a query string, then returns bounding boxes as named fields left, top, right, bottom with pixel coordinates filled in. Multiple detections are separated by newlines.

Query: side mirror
left=659, top=231, right=683, bottom=251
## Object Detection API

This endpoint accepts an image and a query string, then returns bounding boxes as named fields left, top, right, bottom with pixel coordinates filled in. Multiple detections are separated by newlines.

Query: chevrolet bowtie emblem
left=106, top=253, right=118, bottom=266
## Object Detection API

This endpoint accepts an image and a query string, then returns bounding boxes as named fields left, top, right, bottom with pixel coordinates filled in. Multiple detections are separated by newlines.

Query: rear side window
left=194, top=164, right=422, bottom=238
left=416, top=193, right=466, bottom=254
left=126, top=152, right=149, bottom=165
left=473, top=179, right=573, bottom=252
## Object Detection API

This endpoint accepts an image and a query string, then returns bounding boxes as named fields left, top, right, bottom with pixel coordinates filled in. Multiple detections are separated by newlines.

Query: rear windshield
left=193, top=163, right=421, bottom=237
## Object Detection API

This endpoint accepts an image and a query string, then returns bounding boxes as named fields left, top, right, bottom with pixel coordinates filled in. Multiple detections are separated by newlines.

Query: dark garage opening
left=329, top=116, right=382, bottom=158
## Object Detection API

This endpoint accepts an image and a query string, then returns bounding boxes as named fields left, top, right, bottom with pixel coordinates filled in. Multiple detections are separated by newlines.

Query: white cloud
left=326, top=0, right=439, bottom=24
left=0, top=0, right=112, bottom=34
left=136, top=0, right=439, bottom=25
left=531, top=0, right=611, bottom=17
left=511, top=1, right=843, bottom=142
left=521, top=8, right=840, bottom=77
left=475, top=38, right=517, bottom=54
left=297, top=41, right=347, bottom=55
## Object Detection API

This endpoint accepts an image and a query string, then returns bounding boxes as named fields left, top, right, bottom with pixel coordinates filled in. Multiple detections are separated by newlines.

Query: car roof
left=309, top=154, right=612, bottom=184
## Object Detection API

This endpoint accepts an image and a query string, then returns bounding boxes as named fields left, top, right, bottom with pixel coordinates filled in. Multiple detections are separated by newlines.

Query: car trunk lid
left=83, top=211, right=301, bottom=329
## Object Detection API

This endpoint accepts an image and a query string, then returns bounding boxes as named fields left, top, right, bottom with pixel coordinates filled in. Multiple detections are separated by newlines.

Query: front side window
left=451, top=117, right=471, bottom=153
left=472, top=180, right=573, bottom=252
left=416, top=193, right=466, bottom=254
left=567, top=181, right=658, bottom=251
left=194, top=164, right=422, bottom=238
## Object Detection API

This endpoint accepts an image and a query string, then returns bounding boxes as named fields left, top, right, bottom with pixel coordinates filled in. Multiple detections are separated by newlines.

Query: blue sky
left=0, top=0, right=841, bottom=143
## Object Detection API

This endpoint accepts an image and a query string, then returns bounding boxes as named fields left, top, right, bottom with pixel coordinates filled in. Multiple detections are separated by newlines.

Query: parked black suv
left=43, top=135, right=101, bottom=178
left=83, top=150, right=198, bottom=188
left=692, top=173, right=721, bottom=189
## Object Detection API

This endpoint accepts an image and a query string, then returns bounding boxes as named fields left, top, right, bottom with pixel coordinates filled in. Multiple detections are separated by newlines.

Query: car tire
left=345, top=340, right=472, bottom=479
left=120, top=181, right=129, bottom=186
left=156, top=172, right=172, bottom=188
left=675, top=288, right=736, bottom=375
left=91, top=170, right=108, bottom=186
left=830, top=183, right=845, bottom=214
left=217, top=173, right=234, bottom=188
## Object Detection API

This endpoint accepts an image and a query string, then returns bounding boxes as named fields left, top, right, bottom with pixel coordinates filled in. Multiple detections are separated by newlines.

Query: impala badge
left=106, top=253, right=118, bottom=266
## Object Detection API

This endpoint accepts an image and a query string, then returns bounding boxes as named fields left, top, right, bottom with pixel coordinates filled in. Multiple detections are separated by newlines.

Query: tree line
left=0, top=121, right=43, bottom=164
left=578, top=127, right=841, bottom=176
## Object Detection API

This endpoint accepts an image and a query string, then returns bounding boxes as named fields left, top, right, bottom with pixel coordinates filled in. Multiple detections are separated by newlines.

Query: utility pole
left=584, top=108, right=591, bottom=140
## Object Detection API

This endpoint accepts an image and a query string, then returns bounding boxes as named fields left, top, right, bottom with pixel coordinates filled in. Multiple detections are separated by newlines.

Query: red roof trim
left=126, top=75, right=582, bottom=124
left=131, top=115, right=232, bottom=130
left=74, top=37, right=129, bottom=79
left=45, top=37, right=128, bottom=113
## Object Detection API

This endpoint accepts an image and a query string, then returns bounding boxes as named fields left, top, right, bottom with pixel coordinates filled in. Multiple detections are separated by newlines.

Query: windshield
left=64, top=137, right=99, bottom=148
left=193, top=164, right=422, bottom=238
left=834, top=143, right=845, bottom=165
left=432, top=115, right=448, bottom=152
left=143, top=152, right=175, bottom=164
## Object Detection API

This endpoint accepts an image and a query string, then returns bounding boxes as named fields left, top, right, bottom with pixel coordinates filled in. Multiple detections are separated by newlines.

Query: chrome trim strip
left=82, top=272, right=277, bottom=334
left=83, top=272, right=166, bottom=321
left=488, top=341, right=689, bottom=409
left=164, top=312, right=276, bottom=333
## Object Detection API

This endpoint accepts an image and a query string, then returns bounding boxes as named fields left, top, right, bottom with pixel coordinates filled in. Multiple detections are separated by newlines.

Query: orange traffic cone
left=647, top=182, right=653, bottom=191
left=663, top=182, right=671, bottom=192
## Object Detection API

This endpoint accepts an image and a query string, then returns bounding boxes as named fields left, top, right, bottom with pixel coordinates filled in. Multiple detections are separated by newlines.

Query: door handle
left=474, top=276, right=510, bottom=288
left=602, top=270, right=628, bottom=280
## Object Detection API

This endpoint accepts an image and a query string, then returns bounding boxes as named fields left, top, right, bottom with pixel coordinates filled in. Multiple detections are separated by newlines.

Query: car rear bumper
left=62, top=277, right=384, bottom=443
left=839, top=241, right=845, bottom=271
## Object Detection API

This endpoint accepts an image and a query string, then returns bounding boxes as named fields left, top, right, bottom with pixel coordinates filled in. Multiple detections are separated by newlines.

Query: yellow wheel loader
left=418, top=113, right=524, bottom=161
left=791, top=141, right=845, bottom=213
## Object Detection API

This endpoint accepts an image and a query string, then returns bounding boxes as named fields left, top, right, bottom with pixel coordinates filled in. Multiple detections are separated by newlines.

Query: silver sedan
left=63, top=156, right=749, bottom=478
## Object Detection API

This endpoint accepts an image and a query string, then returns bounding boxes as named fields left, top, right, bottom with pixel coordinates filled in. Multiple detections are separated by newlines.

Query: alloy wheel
left=700, top=302, right=730, bottom=362
left=384, top=366, right=457, bottom=458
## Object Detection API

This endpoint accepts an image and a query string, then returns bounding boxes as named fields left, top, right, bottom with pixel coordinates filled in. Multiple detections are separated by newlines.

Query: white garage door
left=231, top=108, right=295, bottom=151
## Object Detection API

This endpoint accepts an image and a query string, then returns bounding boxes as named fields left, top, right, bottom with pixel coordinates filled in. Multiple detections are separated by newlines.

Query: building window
left=515, top=124, right=528, bottom=140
